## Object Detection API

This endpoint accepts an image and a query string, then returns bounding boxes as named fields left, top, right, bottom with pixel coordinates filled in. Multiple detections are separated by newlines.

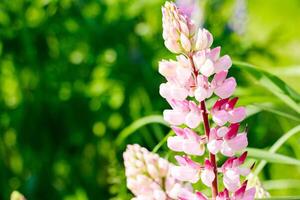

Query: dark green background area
left=0, top=0, right=300, bottom=199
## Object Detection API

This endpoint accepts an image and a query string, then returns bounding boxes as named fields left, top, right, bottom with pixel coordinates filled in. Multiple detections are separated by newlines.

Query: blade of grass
left=152, top=130, right=174, bottom=153
left=116, top=115, right=168, bottom=146
left=254, top=125, right=300, bottom=174
left=253, top=103, right=300, bottom=122
left=263, top=179, right=300, bottom=190
left=245, top=147, right=300, bottom=166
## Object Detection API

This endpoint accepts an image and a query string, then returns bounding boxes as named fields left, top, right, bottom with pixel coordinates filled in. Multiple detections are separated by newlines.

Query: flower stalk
left=201, top=100, right=218, bottom=198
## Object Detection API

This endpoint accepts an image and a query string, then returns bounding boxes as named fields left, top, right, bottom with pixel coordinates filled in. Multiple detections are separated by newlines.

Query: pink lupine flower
left=163, top=99, right=202, bottom=128
left=207, top=123, right=248, bottom=156
left=178, top=188, right=208, bottom=200
left=123, top=144, right=191, bottom=199
left=193, top=47, right=232, bottom=77
left=171, top=155, right=201, bottom=183
left=200, top=159, right=215, bottom=187
left=162, top=2, right=196, bottom=53
left=211, top=97, right=246, bottom=126
left=167, top=126, right=206, bottom=155
left=220, top=152, right=251, bottom=192
left=211, top=70, right=237, bottom=99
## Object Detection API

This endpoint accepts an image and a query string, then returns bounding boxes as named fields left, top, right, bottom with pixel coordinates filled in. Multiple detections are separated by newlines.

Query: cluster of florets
left=124, top=1, right=256, bottom=200
left=123, top=144, right=192, bottom=200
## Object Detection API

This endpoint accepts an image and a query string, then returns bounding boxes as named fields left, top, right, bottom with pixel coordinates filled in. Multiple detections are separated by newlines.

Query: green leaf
left=245, top=147, right=300, bottom=166
left=116, top=115, right=168, bottom=146
left=254, top=125, right=300, bottom=174
left=233, top=61, right=300, bottom=114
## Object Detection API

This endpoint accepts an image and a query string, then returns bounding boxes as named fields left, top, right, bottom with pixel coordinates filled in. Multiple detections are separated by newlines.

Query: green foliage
left=0, top=0, right=300, bottom=199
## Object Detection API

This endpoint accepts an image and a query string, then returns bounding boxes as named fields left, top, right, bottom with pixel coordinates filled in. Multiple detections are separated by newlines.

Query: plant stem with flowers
left=124, top=1, right=257, bottom=200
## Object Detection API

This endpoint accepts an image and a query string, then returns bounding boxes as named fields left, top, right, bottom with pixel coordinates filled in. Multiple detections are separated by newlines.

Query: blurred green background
left=0, top=0, right=300, bottom=199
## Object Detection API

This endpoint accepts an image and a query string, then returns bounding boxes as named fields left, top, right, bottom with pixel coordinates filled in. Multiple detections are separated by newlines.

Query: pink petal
left=223, top=169, right=240, bottom=192
left=165, top=39, right=181, bottom=54
left=170, top=84, right=189, bottom=100
left=227, top=133, right=248, bottom=151
left=159, top=83, right=172, bottom=99
left=177, top=188, right=196, bottom=200
left=176, top=66, right=191, bottom=84
left=217, top=126, right=229, bottom=137
left=183, top=139, right=205, bottom=156
left=212, top=110, right=229, bottom=126
left=185, top=111, right=201, bottom=128
left=171, top=166, right=199, bottom=183
left=228, top=107, right=246, bottom=124
left=221, top=141, right=235, bottom=157
left=167, top=136, right=184, bottom=152
left=207, top=139, right=222, bottom=155
left=172, top=126, right=186, bottom=137
left=158, top=60, right=177, bottom=78
left=212, top=71, right=228, bottom=87
left=238, top=167, right=250, bottom=176
left=200, top=59, right=215, bottom=77
left=214, top=77, right=236, bottom=99
left=184, top=128, right=201, bottom=141
left=163, top=109, right=186, bottom=125
left=180, top=33, right=191, bottom=52
left=201, top=169, right=215, bottom=187
left=214, top=55, right=232, bottom=73
left=243, top=188, right=256, bottom=200
left=208, top=47, right=221, bottom=61
left=194, top=86, right=210, bottom=102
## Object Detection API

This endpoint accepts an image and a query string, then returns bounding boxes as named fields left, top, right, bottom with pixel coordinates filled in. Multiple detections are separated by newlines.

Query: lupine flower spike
left=124, top=1, right=261, bottom=199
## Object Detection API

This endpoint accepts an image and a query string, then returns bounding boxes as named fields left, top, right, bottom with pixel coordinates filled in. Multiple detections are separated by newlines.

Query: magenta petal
left=195, top=192, right=208, bottom=200
left=216, top=189, right=229, bottom=200
left=225, top=123, right=240, bottom=140
left=228, top=97, right=239, bottom=109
